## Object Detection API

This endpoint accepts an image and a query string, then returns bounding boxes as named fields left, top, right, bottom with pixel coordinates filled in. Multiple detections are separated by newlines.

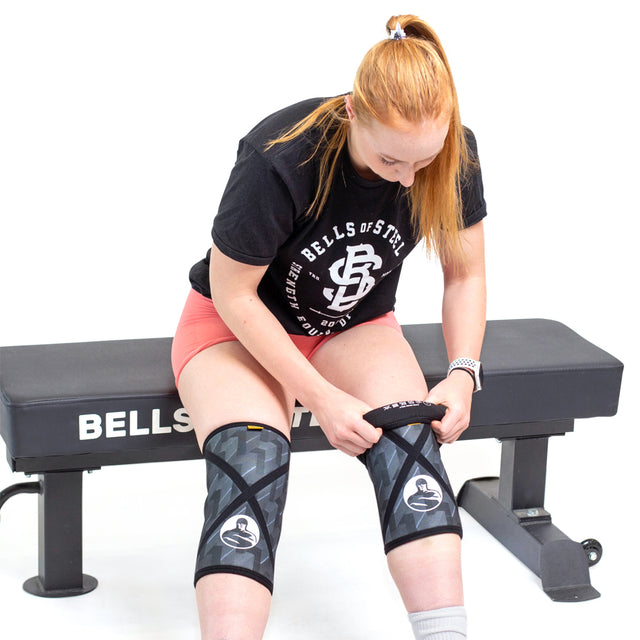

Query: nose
left=397, top=168, right=415, bottom=187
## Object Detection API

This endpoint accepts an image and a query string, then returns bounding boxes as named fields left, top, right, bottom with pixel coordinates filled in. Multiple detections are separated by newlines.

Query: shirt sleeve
left=212, top=141, right=296, bottom=266
left=460, top=128, right=488, bottom=228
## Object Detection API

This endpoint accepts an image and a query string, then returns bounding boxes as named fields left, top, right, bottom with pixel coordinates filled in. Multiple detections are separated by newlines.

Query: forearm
left=211, top=282, right=380, bottom=454
left=207, top=245, right=379, bottom=454
left=426, top=273, right=486, bottom=443
left=212, top=289, right=334, bottom=411
left=441, top=273, right=487, bottom=362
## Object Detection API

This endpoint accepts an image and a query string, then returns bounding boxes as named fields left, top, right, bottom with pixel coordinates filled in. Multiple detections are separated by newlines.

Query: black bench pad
left=0, top=319, right=623, bottom=473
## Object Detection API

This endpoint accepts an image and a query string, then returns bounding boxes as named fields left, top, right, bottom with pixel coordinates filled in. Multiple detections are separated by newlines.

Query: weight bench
left=0, top=319, right=623, bottom=602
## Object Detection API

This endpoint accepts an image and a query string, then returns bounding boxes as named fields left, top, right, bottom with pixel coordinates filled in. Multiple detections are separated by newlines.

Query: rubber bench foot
left=23, top=574, right=98, bottom=598
left=540, top=539, right=600, bottom=602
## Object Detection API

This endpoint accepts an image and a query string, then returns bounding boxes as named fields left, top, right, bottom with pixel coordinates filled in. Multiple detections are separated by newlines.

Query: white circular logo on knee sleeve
left=220, top=515, right=260, bottom=549
left=403, top=475, right=443, bottom=512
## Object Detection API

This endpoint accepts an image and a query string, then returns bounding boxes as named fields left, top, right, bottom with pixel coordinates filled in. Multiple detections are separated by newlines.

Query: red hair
left=270, top=15, right=473, bottom=266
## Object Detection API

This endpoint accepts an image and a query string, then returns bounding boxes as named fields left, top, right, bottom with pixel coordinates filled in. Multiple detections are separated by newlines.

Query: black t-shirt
left=189, top=98, right=487, bottom=336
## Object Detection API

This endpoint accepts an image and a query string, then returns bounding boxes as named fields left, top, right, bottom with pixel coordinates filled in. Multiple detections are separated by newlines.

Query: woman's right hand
left=309, top=388, right=382, bottom=457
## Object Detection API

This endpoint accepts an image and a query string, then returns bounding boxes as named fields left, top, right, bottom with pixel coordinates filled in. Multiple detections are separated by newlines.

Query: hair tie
left=389, top=22, right=406, bottom=40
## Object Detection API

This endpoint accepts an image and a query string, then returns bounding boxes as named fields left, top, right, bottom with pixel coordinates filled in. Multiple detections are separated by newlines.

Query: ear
left=344, top=94, right=356, bottom=121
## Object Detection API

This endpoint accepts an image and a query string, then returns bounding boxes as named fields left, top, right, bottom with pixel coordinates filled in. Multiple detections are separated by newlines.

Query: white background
left=0, top=1, right=638, bottom=638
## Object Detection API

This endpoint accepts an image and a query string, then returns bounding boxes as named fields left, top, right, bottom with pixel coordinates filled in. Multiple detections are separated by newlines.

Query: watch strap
left=447, top=357, right=483, bottom=392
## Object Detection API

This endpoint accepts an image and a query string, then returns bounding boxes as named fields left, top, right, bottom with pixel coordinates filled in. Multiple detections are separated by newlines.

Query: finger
left=435, top=424, right=457, bottom=444
left=354, top=421, right=382, bottom=445
left=430, top=420, right=445, bottom=443
left=439, top=419, right=469, bottom=444
left=332, top=426, right=376, bottom=453
left=337, top=423, right=382, bottom=455
left=340, top=447, right=359, bottom=457
left=338, top=442, right=367, bottom=457
left=432, top=409, right=459, bottom=442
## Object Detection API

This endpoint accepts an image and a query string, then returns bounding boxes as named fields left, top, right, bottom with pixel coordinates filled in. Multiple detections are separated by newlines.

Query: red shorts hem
left=171, top=289, right=401, bottom=386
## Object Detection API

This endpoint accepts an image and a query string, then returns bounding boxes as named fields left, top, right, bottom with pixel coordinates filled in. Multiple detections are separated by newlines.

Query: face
left=345, top=95, right=450, bottom=188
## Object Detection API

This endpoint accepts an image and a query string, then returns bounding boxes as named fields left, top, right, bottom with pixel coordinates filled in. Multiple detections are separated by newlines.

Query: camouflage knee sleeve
left=195, top=423, right=290, bottom=593
left=361, top=401, right=462, bottom=553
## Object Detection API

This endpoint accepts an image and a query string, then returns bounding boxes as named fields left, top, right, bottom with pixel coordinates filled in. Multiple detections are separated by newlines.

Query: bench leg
left=458, top=436, right=600, bottom=602
left=23, top=471, right=97, bottom=597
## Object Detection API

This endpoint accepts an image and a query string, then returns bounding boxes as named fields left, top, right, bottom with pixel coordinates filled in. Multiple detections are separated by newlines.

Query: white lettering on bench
left=106, top=411, right=127, bottom=437
left=291, top=406, right=320, bottom=429
left=79, top=414, right=102, bottom=440
left=79, top=408, right=192, bottom=440
left=79, top=408, right=320, bottom=441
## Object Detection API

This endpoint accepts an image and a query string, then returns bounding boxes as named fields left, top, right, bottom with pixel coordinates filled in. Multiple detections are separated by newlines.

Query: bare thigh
left=177, top=341, right=295, bottom=449
left=312, top=325, right=462, bottom=611
left=310, top=324, right=428, bottom=408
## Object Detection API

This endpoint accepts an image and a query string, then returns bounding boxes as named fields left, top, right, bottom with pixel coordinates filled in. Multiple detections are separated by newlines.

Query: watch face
left=473, top=362, right=483, bottom=392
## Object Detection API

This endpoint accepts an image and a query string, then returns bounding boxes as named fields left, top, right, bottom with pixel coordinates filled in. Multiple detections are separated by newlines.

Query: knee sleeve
left=361, top=401, right=462, bottom=554
left=195, top=422, right=290, bottom=593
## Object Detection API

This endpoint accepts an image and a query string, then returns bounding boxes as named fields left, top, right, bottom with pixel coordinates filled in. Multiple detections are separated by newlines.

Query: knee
left=361, top=401, right=462, bottom=554
left=195, top=422, right=291, bottom=594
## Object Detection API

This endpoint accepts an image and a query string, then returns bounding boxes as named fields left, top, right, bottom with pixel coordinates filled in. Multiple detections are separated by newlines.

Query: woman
left=173, top=14, right=486, bottom=640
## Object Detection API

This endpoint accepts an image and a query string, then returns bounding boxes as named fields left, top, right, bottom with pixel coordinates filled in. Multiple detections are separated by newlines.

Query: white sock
left=408, top=606, right=467, bottom=639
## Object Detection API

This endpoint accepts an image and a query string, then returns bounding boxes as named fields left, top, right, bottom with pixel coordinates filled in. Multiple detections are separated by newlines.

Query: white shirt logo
left=322, top=244, right=382, bottom=312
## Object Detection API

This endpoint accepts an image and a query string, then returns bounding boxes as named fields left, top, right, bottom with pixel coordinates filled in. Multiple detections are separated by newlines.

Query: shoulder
left=237, top=97, right=330, bottom=208
left=462, top=126, right=480, bottom=157
left=243, top=97, right=327, bottom=153
left=459, top=125, right=488, bottom=227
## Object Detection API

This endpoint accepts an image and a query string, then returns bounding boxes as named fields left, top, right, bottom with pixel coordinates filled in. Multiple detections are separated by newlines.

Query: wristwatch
left=447, top=358, right=483, bottom=392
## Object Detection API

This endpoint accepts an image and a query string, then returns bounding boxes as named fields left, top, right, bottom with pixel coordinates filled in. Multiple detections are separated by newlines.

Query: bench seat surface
left=0, top=319, right=623, bottom=471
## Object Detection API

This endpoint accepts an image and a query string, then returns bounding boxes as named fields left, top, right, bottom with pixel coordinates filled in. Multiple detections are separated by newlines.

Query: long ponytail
left=269, top=15, right=472, bottom=267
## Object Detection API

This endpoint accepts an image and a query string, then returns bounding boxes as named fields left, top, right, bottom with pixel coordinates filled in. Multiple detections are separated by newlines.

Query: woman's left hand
left=425, top=370, right=475, bottom=444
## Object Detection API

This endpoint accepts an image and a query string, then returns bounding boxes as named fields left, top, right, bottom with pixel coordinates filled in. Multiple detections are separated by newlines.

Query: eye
left=380, top=156, right=396, bottom=166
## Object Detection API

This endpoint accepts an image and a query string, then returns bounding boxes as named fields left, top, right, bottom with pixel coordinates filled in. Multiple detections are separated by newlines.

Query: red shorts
left=171, top=289, right=402, bottom=386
